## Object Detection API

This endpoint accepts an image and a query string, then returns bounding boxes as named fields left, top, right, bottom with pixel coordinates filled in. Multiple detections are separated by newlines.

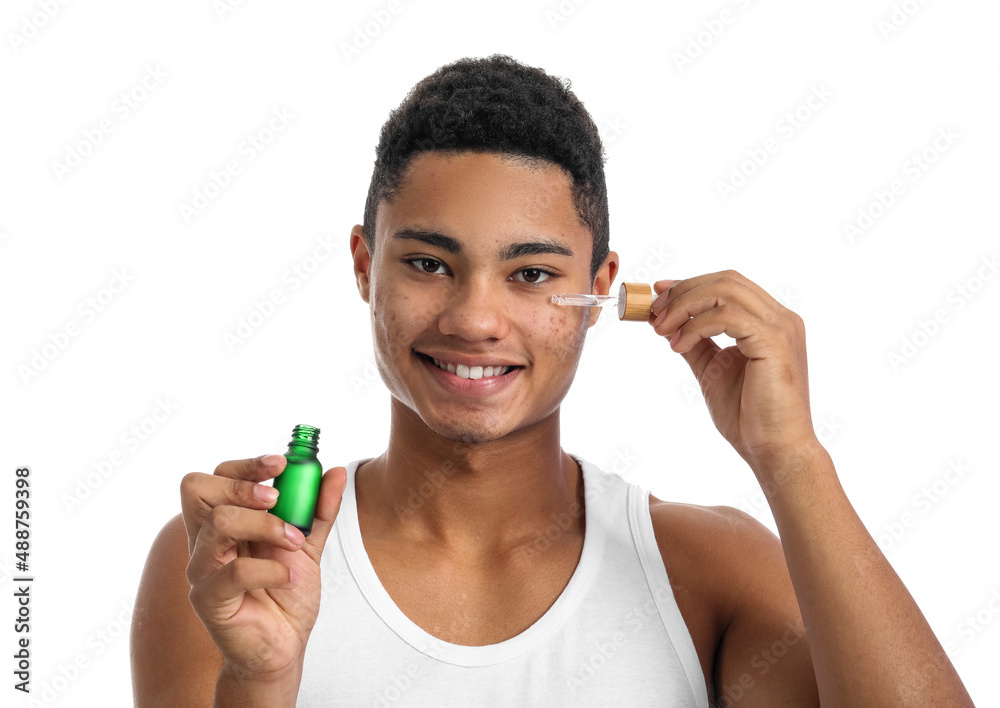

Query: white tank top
left=297, top=456, right=710, bottom=707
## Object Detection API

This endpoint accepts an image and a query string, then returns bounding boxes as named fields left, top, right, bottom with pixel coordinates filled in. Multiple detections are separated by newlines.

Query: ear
left=350, top=224, right=372, bottom=303
left=588, top=250, right=619, bottom=328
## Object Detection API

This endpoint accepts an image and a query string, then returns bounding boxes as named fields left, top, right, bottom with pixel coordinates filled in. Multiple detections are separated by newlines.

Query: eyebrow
left=391, top=227, right=574, bottom=261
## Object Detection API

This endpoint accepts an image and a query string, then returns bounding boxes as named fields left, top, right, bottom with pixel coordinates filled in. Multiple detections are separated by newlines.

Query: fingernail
left=285, top=523, right=305, bottom=545
left=261, top=454, right=285, bottom=467
left=255, top=484, right=279, bottom=503
left=651, top=280, right=679, bottom=313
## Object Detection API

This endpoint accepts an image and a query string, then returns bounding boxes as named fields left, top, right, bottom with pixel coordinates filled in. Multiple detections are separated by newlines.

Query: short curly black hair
left=362, top=54, right=609, bottom=285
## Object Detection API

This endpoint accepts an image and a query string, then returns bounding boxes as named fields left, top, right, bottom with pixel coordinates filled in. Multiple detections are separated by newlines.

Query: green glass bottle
left=268, top=424, right=322, bottom=536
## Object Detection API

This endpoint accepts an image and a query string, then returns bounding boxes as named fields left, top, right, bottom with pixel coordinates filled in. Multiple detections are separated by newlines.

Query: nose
left=436, top=277, right=511, bottom=342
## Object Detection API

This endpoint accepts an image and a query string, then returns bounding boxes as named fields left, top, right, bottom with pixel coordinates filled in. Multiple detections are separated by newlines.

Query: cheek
left=372, top=289, right=411, bottom=356
left=533, top=306, right=588, bottom=362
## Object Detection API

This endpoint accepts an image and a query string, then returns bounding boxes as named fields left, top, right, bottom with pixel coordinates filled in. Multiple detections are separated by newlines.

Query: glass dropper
left=550, top=294, right=618, bottom=307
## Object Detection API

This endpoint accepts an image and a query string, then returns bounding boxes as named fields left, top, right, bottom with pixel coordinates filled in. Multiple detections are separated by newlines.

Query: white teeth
left=430, top=357, right=511, bottom=379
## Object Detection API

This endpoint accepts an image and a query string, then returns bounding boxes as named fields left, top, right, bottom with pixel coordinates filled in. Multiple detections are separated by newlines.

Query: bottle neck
left=287, top=441, right=317, bottom=455
left=287, top=424, right=320, bottom=453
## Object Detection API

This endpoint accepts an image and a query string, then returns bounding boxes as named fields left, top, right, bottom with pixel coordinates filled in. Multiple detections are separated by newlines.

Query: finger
left=664, top=307, right=800, bottom=392
left=675, top=336, right=726, bottom=383
left=654, top=270, right=777, bottom=309
left=189, top=556, right=299, bottom=615
left=187, top=505, right=305, bottom=586
left=300, top=467, right=348, bottom=565
left=180, top=455, right=287, bottom=553
left=663, top=303, right=778, bottom=356
left=652, top=276, right=777, bottom=340
left=650, top=279, right=681, bottom=308
left=214, top=454, right=287, bottom=481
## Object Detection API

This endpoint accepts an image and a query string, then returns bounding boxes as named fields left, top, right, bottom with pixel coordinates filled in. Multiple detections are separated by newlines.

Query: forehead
left=375, top=151, right=588, bottom=252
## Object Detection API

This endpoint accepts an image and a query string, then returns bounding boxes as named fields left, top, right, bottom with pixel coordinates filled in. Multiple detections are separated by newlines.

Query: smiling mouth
left=415, top=352, right=521, bottom=380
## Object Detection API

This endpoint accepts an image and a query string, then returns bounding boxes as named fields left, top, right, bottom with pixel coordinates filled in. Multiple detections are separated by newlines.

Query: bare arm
left=748, top=442, right=972, bottom=706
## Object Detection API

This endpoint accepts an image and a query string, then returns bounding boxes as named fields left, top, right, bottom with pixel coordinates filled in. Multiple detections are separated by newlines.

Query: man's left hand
left=648, top=270, right=819, bottom=472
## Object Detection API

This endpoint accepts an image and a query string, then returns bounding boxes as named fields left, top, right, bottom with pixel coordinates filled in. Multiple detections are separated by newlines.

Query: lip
left=416, top=351, right=522, bottom=399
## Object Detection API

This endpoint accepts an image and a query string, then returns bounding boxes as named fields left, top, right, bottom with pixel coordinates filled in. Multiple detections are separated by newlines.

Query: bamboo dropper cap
left=617, top=282, right=653, bottom=321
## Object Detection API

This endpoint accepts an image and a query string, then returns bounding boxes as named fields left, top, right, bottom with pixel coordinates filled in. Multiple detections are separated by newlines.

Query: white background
left=2, top=0, right=998, bottom=705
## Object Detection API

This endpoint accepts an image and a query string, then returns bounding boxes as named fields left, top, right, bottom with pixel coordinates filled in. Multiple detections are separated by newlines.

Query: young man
left=131, top=55, right=973, bottom=706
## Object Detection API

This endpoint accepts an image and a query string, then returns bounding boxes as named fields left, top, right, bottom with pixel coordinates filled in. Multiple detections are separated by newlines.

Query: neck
left=356, top=398, right=584, bottom=555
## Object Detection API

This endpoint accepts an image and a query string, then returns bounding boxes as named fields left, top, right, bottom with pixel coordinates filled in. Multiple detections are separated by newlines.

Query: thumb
left=301, top=466, right=347, bottom=562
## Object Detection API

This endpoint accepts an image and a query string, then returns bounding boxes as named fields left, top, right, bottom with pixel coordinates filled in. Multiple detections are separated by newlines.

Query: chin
left=425, top=420, right=508, bottom=445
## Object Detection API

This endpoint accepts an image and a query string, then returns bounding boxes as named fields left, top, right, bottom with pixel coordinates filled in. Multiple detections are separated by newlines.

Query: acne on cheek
left=537, top=308, right=586, bottom=359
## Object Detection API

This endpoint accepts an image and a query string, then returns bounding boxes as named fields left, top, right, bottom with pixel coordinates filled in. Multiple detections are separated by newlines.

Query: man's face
left=351, top=151, right=618, bottom=444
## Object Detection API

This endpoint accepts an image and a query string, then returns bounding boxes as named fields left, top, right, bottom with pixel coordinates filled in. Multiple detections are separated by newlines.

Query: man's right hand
left=180, top=454, right=347, bottom=686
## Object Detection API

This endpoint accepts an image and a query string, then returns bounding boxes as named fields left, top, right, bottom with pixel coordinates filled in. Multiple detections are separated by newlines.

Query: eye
left=512, top=268, right=556, bottom=285
left=404, top=257, right=449, bottom=275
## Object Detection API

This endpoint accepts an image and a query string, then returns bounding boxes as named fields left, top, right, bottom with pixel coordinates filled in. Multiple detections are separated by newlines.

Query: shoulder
left=648, top=495, right=786, bottom=607
left=648, top=496, right=819, bottom=706
left=648, top=495, right=786, bottom=585
left=646, top=498, right=784, bottom=652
